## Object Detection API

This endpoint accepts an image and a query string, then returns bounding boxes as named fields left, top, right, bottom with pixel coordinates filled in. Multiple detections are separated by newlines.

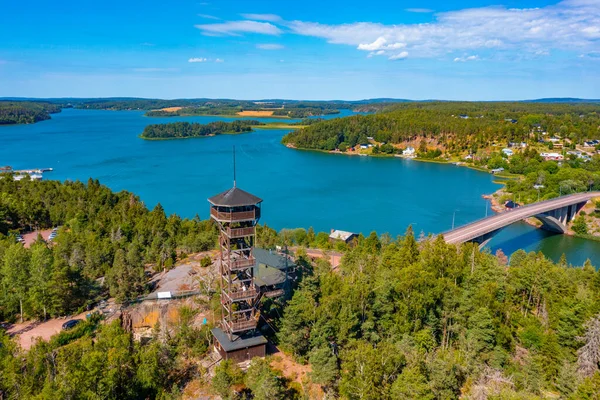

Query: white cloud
left=285, top=0, right=600, bottom=60
left=389, top=51, right=409, bottom=60
left=189, top=57, right=225, bottom=63
left=453, top=55, right=479, bottom=62
left=198, top=14, right=220, bottom=20
left=358, top=37, right=406, bottom=57
left=256, top=43, right=285, bottom=50
left=358, top=37, right=387, bottom=51
left=405, top=8, right=434, bottom=13
left=195, top=20, right=282, bottom=36
left=240, top=13, right=282, bottom=22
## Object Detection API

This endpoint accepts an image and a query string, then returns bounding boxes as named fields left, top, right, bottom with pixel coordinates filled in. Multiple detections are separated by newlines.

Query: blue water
left=1, top=108, right=598, bottom=266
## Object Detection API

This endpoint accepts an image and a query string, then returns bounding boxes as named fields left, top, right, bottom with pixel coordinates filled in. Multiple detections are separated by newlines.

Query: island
left=139, top=120, right=265, bottom=140
left=0, top=101, right=62, bottom=125
left=282, top=101, right=600, bottom=238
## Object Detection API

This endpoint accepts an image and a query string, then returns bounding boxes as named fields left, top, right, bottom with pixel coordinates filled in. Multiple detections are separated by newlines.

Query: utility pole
left=452, top=210, right=459, bottom=230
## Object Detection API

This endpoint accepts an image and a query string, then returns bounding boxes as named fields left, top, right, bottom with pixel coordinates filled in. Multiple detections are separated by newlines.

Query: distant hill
left=524, top=98, right=600, bottom=103
left=2, top=97, right=599, bottom=104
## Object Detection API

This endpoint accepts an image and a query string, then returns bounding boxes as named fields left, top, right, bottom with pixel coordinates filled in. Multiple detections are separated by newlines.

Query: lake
left=1, top=108, right=598, bottom=266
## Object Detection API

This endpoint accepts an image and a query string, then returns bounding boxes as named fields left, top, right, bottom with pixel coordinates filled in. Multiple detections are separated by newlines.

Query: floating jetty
left=1, top=166, right=53, bottom=181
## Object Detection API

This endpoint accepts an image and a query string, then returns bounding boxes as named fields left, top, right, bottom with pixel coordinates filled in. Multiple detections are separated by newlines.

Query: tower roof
left=208, top=186, right=262, bottom=207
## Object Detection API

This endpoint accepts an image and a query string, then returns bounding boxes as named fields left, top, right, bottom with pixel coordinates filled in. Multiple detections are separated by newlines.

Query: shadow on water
left=486, top=225, right=560, bottom=257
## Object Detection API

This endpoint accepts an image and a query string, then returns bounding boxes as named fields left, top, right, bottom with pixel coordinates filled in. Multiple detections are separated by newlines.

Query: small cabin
left=211, top=328, right=267, bottom=363
left=329, top=229, right=357, bottom=244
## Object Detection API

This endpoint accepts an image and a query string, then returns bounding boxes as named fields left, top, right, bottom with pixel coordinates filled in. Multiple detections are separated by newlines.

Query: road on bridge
left=442, top=192, right=600, bottom=244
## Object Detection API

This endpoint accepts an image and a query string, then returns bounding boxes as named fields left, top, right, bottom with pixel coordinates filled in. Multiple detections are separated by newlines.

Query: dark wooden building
left=211, top=327, right=267, bottom=363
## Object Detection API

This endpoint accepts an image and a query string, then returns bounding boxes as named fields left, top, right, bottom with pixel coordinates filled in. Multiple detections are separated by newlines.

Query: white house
left=540, top=152, right=564, bottom=161
left=502, top=148, right=514, bottom=156
left=403, top=147, right=416, bottom=157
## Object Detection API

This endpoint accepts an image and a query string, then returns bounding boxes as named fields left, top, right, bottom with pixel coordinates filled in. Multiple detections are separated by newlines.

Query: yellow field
left=159, top=107, right=183, bottom=112
left=237, top=110, right=275, bottom=117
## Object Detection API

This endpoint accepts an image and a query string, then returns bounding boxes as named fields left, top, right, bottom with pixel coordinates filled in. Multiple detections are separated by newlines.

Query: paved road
left=442, top=192, right=600, bottom=244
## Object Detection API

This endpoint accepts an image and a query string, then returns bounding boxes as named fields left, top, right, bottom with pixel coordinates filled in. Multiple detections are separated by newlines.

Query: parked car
left=62, top=319, right=82, bottom=330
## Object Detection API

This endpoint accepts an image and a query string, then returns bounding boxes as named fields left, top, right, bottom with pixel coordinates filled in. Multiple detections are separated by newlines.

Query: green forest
left=282, top=102, right=600, bottom=152
left=0, top=177, right=217, bottom=321
left=0, top=178, right=599, bottom=398
left=140, top=120, right=263, bottom=139
left=0, top=102, right=62, bottom=125
left=272, top=230, right=600, bottom=399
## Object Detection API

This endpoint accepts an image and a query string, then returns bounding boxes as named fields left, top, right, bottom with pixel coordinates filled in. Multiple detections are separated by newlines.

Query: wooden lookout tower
left=208, top=182, right=267, bottom=362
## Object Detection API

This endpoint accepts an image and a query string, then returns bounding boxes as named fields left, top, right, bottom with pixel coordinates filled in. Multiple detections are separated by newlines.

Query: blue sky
left=0, top=0, right=598, bottom=100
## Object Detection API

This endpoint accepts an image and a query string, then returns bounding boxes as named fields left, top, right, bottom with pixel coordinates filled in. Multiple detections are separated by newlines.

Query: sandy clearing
left=237, top=110, right=275, bottom=117
left=21, top=229, right=54, bottom=248
left=7, top=311, right=91, bottom=350
left=159, top=107, right=183, bottom=112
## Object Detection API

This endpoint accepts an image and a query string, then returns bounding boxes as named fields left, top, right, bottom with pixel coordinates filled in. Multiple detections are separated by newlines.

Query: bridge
left=441, top=191, right=600, bottom=246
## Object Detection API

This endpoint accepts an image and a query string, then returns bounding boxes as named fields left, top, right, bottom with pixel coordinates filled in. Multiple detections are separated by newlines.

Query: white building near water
left=403, top=147, right=416, bottom=157
left=502, top=148, right=514, bottom=156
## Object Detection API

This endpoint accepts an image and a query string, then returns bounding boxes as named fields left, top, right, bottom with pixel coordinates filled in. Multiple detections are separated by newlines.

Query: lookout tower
left=208, top=183, right=267, bottom=362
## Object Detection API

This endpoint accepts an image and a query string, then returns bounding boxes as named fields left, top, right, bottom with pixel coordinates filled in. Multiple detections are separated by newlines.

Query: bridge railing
left=438, top=191, right=600, bottom=237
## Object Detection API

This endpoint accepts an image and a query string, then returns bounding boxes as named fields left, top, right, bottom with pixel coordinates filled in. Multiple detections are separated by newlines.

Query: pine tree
left=1, top=244, right=31, bottom=322
left=28, top=243, right=53, bottom=320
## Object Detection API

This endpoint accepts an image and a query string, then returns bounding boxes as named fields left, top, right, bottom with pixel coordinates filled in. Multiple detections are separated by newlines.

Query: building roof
left=253, top=248, right=295, bottom=270
left=211, top=328, right=267, bottom=352
left=208, top=186, right=262, bottom=207
left=329, top=230, right=356, bottom=241
left=254, top=264, right=286, bottom=287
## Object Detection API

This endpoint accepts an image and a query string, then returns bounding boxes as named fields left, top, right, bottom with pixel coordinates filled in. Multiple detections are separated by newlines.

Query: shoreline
left=139, top=131, right=250, bottom=140
left=144, top=113, right=294, bottom=119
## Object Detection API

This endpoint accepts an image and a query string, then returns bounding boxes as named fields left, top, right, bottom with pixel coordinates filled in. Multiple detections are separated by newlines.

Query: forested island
left=140, top=120, right=264, bottom=140
left=69, top=98, right=346, bottom=118
left=0, top=101, right=62, bottom=125
left=1, top=177, right=600, bottom=398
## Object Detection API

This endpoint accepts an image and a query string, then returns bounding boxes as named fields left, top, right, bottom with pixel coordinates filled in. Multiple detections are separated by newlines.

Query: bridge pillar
left=535, top=201, right=587, bottom=233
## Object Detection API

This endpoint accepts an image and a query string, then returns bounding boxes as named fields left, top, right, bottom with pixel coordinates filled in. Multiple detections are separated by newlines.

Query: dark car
left=62, top=319, right=82, bottom=330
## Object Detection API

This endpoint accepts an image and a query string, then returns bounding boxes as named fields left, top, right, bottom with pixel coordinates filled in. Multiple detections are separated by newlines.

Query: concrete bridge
left=441, top=192, right=600, bottom=246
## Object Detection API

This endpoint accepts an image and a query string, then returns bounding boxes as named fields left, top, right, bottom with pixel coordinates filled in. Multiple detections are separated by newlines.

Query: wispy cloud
left=389, top=52, right=409, bottom=60
left=579, top=51, right=600, bottom=59
left=140, top=42, right=155, bottom=47
left=198, top=14, right=220, bottom=20
left=285, top=0, right=600, bottom=60
left=405, top=8, right=434, bottom=13
left=256, top=43, right=285, bottom=50
left=189, top=57, right=224, bottom=63
left=454, top=55, right=479, bottom=62
left=195, top=20, right=282, bottom=36
left=240, top=13, right=282, bottom=22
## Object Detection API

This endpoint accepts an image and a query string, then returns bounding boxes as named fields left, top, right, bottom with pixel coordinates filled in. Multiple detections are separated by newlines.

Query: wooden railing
left=226, top=256, right=255, bottom=270
left=230, top=319, right=258, bottom=332
left=227, top=288, right=258, bottom=301
left=211, top=208, right=258, bottom=222
left=223, top=226, right=255, bottom=238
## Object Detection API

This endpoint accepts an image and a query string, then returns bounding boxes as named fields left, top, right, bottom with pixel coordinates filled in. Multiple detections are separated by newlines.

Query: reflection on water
left=488, top=222, right=598, bottom=267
